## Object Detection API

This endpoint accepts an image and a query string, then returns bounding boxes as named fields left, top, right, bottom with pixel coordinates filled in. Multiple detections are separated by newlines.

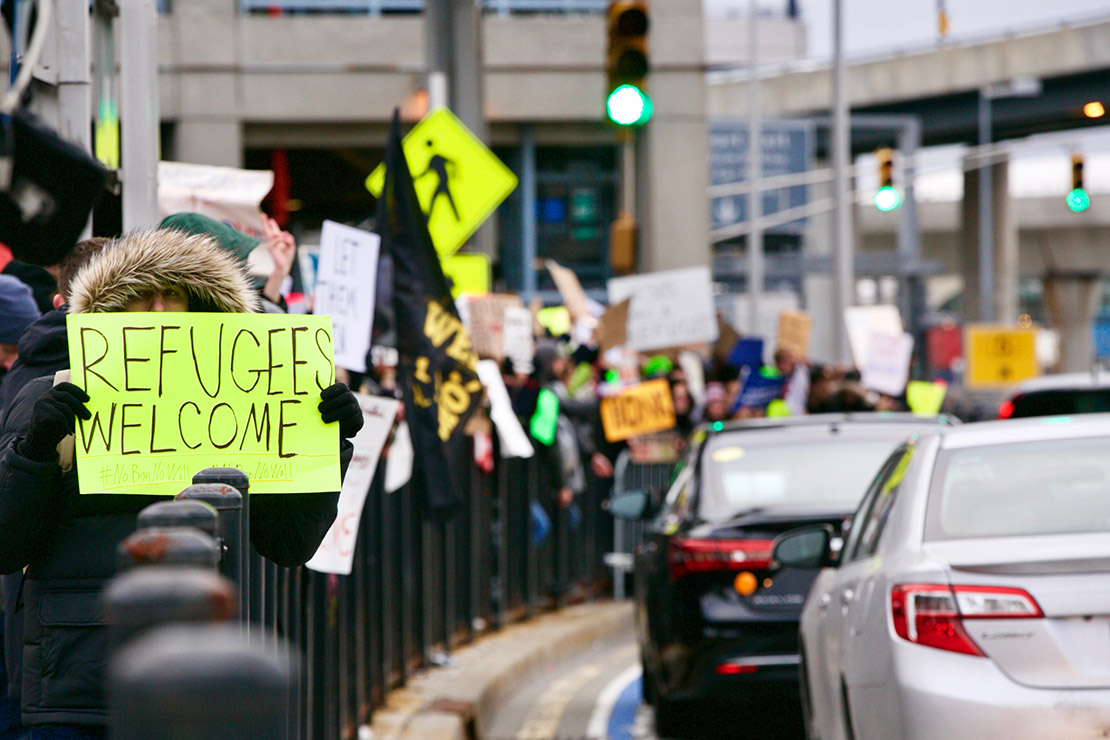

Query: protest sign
left=860, top=331, right=915, bottom=396
left=476, top=360, right=534, bottom=458
left=537, top=306, right=572, bottom=337
left=468, top=293, right=524, bottom=361
left=599, top=379, right=677, bottom=442
left=777, top=311, right=811, bottom=358
left=737, top=367, right=785, bottom=409
left=158, top=161, right=274, bottom=239
left=314, top=220, right=380, bottom=373
left=727, top=338, right=764, bottom=370
left=595, top=298, right=630, bottom=354
left=385, top=421, right=413, bottom=493
left=502, top=306, right=534, bottom=372
left=844, top=305, right=903, bottom=369
left=306, top=395, right=399, bottom=575
left=67, top=313, right=339, bottom=495
left=906, top=380, right=947, bottom=416
left=607, top=267, right=718, bottom=352
left=546, top=260, right=591, bottom=323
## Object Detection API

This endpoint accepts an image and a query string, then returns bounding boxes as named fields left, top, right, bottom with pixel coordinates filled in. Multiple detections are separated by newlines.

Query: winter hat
left=0, top=274, right=42, bottom=344
left=704, top=382, right=728, bottom=405
left=158, top=213, right=260, bottom=264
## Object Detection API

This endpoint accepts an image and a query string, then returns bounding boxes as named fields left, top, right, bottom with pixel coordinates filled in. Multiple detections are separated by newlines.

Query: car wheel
left=653, top=697, right=686, bottom=739
left=641, top=655, right=658, bottom=706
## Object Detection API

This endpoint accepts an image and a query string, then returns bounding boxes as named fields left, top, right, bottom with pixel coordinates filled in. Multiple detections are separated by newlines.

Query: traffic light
left=873, top=148, right=902, bottom=211
left=1067, top=152, right=1090, bottom=212
left=605, top=1, right=652, bottom=127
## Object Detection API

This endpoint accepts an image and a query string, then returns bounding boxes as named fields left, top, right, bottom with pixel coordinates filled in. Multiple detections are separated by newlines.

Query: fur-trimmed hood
left=68, top=228, right=260, bottom=315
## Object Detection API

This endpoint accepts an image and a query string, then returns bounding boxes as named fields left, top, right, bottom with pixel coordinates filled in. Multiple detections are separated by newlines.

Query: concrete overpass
left=708, top=15, right=1110, bottom=371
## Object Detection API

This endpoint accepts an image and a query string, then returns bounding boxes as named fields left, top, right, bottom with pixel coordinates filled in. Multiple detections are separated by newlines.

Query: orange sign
left=600, top=379, right=677, bottom=443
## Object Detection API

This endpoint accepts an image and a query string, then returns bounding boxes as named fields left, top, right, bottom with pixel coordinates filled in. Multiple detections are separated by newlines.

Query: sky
left=705, top=0, right=1110, bottom=60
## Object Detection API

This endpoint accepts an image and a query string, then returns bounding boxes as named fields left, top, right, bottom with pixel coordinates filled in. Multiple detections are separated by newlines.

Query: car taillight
left=668, top=538, right=774, bottom=579
left=890, top=584, right=1042, bottom=656
left=998, top=399, right=1015, bottom=419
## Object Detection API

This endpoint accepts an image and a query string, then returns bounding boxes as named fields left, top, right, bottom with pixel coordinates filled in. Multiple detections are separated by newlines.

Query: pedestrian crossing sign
left=366, top=108, right=518, bottom=257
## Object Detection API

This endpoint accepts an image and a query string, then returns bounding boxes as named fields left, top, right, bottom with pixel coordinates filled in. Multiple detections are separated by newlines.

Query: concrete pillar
left=960, top=157, right=1018, bottom=324
left=1043, top=273, right=1101, bottom=373
left=636, top=0, right=708, bottom=272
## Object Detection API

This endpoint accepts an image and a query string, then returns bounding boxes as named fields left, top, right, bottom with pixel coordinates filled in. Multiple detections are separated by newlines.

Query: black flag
left=377, top=108, right=481, bottom=520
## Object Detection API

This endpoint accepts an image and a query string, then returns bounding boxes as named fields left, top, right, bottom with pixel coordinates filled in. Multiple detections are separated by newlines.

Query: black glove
left=19, top=382, right=91, bottom=463
left=318, top=383, right=362, bottom=440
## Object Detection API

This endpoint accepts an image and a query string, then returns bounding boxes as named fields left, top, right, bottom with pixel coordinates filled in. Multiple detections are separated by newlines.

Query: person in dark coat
left=0, top=228, right=361, bottom=738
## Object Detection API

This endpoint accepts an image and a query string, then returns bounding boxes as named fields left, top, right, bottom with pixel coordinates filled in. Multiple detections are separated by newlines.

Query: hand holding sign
left=20, top=383, right=91, bottom=462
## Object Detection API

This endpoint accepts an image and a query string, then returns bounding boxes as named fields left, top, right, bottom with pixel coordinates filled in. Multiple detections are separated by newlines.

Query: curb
left=372, top=600, right=635, bottom=740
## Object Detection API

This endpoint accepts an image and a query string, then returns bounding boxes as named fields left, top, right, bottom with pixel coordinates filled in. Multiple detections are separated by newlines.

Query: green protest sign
left=66, top=313, right=340, bottom=495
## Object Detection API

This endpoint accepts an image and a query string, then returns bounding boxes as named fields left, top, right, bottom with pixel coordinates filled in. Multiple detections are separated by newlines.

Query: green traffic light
left=606, top=84, right=653, bottom=126
left=1066, top=187, right=1090, bottom=212
left=874, top=185, right=902, bottom=212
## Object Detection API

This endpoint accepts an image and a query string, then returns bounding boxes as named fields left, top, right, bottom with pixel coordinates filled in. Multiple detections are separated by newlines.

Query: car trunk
left=925, top=533, right=1110, bottom=689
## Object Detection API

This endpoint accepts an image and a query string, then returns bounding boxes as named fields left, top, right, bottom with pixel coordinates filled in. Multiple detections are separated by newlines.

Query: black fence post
left=175, top=482, right=245, bottom=615
left=191, top=468, right=254, bottom=632
left=108, top=624, right=293, bottom=740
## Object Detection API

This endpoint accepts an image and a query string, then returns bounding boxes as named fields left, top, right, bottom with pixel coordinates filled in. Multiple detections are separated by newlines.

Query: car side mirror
left=609, top=489, right=652, bottom=520
left=772, top=525, right=836, bottom=569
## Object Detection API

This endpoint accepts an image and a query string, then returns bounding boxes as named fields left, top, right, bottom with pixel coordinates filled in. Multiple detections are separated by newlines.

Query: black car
left=616, top=413, right=957, bottom=737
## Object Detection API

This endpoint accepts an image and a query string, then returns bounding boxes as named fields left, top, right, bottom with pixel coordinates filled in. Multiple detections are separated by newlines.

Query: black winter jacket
left=0, top=230, right=350, bottom=727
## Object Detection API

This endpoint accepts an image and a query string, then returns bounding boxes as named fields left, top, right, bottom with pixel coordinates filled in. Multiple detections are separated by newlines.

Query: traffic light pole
left=747, top=0, right=764, bottom=337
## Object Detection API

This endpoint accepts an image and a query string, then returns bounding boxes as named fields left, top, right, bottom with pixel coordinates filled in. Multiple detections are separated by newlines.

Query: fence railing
left=104, top=430, right=614, bottom=739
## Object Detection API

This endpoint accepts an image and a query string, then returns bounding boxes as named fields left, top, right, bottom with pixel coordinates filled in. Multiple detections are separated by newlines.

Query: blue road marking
left=606, top=675, right=642, bottom=740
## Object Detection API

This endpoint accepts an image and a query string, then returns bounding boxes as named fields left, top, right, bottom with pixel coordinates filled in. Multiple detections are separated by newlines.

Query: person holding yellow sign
left=0, top=228, right=361, bottom=739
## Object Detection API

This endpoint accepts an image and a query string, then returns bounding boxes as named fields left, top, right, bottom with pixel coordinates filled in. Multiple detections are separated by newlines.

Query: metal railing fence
left=234, top=0, right=609, bottom=14
left=104, top=428, right=612, bottom=739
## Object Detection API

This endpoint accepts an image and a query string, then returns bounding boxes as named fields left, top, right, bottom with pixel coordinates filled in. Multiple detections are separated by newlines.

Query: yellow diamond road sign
left=965, top=325, right=1039, bottom=389
left=365, top=108, right=518, bottom=257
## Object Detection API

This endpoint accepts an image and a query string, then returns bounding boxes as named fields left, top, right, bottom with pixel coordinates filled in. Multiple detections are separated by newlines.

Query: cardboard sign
left=467, top=293, right=524, bottom=361
left=965, top=325, right=1038, bottom=389
left=158, top=161, right=273, bottom=240
left=777, top=311, right=811, bottom=359
left=599, top=379, right=677, bottom=442
left=546, top=260, right=591, bottom=322
left=502, top=306, right=534, bottom=372
left=595, top=298, right=630, bottom=354
left=314, top=220, right=380, bottom=373
left=844, top=305, right=903, bottom=369
left=607, top=267, right=718, bottom=352
left=67, top=313, right=339, bottom=495
left=306, top=394, right=399, bottom=575
left=860, top=331, right=914, bottom=397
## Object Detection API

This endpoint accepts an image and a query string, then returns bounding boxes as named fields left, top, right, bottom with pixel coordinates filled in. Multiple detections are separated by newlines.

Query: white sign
left=315, top=220, right=381, bottom=373
left=158, top=161, right=274, bottom=239
left=844, top=305, right=903, bottom=369
left=477, top=360, right=535, bottom=459
left=860, top=331, right=915, bottom=397
left=502, top=306, right=534, bottom=374
left=385, top=421, right=413, bottom=494
left=607, top=266, right=719, bottom=352
left=306, top=395, right=399, bottom=575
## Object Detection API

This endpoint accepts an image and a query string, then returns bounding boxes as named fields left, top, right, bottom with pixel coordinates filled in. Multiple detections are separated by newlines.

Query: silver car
left=775, top=414, right=1110, bottom=740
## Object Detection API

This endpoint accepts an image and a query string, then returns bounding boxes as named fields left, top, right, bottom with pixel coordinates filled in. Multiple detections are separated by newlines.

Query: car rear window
left=1011, top=389, right=1110, bottom=418
left=925, top=437, right=1110, bottom=540
left=699, top=435, right=908, bottom=521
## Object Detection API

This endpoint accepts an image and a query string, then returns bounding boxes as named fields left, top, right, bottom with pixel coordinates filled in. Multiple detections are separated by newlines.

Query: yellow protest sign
left=441, top=253, right=491, bottom=298
left=906, top=380, right=947, bottom=416
left=66, top=313, right=340, bottom=495
left=599, top=379, right=677, bottom=443
left=365, top=108, right=518, bottom=257
left=965, top=325, right=1038, bottom=389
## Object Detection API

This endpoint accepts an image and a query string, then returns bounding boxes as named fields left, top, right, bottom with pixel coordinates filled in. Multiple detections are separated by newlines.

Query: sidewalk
left=369, top=600, right=635, bottom=740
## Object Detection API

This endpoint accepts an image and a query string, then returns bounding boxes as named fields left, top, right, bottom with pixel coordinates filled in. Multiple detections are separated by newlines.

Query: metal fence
left=104, top=432, right=612, bottom=739
left=606, top=449, right=675, bottom=599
